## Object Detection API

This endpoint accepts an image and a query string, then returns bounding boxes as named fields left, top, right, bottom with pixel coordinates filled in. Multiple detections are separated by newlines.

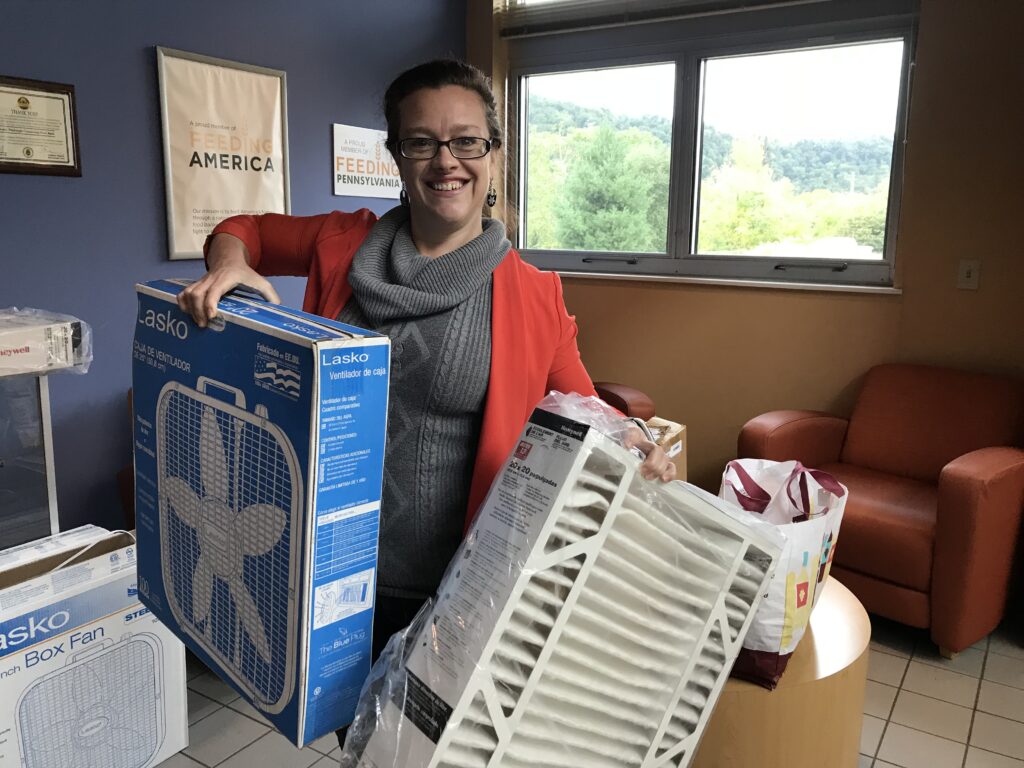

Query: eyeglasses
left=398, top=136, right=493, bottom=160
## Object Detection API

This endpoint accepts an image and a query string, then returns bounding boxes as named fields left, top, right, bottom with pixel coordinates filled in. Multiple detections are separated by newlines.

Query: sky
left=527, top=39, right=905, bottom=142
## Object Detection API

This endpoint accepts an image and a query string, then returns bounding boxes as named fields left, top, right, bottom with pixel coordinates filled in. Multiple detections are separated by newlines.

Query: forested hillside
left=525, top=96, right=893, bottom=255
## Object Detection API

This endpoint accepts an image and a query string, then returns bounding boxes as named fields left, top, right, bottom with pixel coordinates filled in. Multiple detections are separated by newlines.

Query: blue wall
left=0, top=0, right=465, bottom=530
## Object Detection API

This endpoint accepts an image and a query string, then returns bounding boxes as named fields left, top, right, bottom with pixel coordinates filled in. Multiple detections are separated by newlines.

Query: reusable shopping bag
left=719, top=458, right=847, bottom=689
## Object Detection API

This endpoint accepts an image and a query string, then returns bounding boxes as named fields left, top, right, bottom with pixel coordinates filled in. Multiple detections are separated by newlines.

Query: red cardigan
left=210, top=209, right=596, bottom=527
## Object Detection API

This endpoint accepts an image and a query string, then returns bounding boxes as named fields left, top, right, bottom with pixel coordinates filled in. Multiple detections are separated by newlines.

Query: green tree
left=553, top=126, right=669, bottom=252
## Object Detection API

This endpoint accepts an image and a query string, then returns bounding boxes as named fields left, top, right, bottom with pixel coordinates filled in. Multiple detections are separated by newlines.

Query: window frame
left=507, top=0, right=918, bottom=287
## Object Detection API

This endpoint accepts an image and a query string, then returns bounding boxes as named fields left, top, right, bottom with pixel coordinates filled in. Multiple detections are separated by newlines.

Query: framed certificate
left=157, top=47, right=291, bottom=260
left=0, top=76, right=81, bottom=176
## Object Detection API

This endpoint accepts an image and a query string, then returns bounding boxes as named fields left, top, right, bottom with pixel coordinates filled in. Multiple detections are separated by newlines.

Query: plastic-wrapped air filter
left=156, top=377, right=300, bottom=713
left=352, top=400, right=784, bottom=768
left=17, top=633, right=165, bottom=768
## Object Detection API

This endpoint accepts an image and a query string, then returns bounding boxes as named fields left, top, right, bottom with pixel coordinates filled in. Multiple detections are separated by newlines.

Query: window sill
left=556, top=270, right=903, bottom=296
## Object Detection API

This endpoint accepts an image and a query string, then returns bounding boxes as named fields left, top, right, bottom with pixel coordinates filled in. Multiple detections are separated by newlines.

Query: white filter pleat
left=503, top=614, right=551, bottom=648
left=523, top=581, right=565, bottom=609
left=528, top=688, right=655, bottom=737
left=529, top=567, right=576, bottom=591
left=435, top=743, right=490, bottom=768
left=547, top=640, right=673, bottom=694
left=559, top=621, right=671, bottom=674
left=490, top=656, right=530, bottom=689
left=606, top=523, right=723, bottom=596
left=621, top=497, right=736, bottom=564
left=516, top=697, right=651, bottom=747
left=512, top=723, right=646, bottom=766
left=449, top=726, right=498, bottom=752
left=588, top=550, right=708, bottom=623
left=585, top=561, right=712, bottom=630
left=494, top=639, right=539, bottom=668
left=544, top=652, right=671, bottom=711
left=568, top=600, right=687, bottom=660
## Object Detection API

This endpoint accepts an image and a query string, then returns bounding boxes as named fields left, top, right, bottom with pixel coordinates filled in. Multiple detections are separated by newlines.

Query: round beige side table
left=692, top=577, right=871, bottom=768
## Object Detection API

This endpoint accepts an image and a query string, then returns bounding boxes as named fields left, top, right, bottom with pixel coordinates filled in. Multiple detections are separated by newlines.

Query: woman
left=177, top=57, right=675, bottom=697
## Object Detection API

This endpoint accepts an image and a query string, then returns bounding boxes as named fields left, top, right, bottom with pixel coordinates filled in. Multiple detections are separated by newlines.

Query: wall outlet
left=957, top=259, right=981, bottom=290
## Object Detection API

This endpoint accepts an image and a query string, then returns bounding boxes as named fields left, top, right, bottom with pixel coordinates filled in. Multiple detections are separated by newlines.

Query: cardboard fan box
left=133, top=280, right=390, bottom=747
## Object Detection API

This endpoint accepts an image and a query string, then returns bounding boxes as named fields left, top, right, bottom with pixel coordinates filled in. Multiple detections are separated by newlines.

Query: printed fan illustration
left=18, top=634, right=164, bottom=768
left=156, top=379, right=301, bottom=713
left=162, top=407, right=285, bottom=662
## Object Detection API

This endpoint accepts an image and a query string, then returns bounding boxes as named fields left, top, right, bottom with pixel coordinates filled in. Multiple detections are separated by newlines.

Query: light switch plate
left=957, top=259, right=981, bottom=290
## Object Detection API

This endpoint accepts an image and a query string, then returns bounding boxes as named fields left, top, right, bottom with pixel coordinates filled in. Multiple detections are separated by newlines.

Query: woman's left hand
left=624, top=428, right=678, bottom=483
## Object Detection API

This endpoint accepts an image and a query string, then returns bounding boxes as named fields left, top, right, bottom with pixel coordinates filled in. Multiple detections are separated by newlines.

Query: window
left=523, top=64, right=675, bottom=256
left=507, top=0, right=917, bottom=286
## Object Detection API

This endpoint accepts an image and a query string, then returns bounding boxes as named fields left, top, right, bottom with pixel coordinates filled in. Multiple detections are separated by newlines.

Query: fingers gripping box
left=132, top=281, right=390, bottom=746
left=0, top=527, right=188, bottom=768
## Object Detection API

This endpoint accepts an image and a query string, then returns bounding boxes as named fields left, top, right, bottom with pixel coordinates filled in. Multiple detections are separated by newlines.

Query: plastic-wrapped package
left=0, top=307, right=92, bottom=377
left=341, top=392, right=785, bottom=768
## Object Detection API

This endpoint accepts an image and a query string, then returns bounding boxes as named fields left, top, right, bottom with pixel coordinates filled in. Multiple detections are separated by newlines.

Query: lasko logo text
left=0, top=610, right=71, bottom=651
left=139, top=308, right=189, bottom=339
left=322, top=351, right=369, bottom=365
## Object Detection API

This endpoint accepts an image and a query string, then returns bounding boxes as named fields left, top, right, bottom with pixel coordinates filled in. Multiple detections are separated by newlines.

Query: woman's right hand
left=177, top=233, right=281, bottom=327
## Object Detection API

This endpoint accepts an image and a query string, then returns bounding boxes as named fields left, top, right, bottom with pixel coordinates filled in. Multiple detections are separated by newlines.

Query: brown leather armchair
left=739, top=363, right=1024, bottom=655
left=593, top=381, right=656, bottom=420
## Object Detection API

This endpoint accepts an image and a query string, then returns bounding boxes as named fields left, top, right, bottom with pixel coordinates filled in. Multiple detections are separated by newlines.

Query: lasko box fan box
left=132, top=280, right=390, bottom=746
left=0, top=527, right=188, bottom=768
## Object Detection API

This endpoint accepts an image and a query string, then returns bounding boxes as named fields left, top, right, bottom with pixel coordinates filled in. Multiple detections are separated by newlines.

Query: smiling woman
left=173, top=56, right=676, bottom=750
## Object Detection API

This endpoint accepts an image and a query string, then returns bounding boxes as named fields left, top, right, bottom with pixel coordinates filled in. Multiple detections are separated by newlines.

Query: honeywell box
left=0, top=307, right=90, bottom=377
left=355, top=400, right=783, bottom=768
left=0, top=527, right=188, bottom=768
left=132, top=280, right=390, bottom=746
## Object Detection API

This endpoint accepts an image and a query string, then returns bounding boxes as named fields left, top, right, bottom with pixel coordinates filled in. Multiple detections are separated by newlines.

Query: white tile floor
left=861, top=618, right=1024, bottom=768
left=157, top=652, right=341, bottom=767
left=163, top=618, right=1024, bottom=768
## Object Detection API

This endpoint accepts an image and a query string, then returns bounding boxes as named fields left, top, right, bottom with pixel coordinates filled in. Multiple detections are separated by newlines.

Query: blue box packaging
left=132, top=280, right=389, bottom=746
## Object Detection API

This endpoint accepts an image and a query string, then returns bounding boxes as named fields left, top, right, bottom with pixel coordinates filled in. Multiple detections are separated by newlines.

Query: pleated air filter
left=357, top=407, right=783, bottom=768
left=17, top=633, right=165, bottom=768
left=156, top=378, right=300, bottom=713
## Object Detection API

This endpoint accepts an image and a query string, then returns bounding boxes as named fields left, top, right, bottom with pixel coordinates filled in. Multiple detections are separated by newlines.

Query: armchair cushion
left=822, top=462, right=937, bottom=592
left=841, top=364, right=1024, bottom=483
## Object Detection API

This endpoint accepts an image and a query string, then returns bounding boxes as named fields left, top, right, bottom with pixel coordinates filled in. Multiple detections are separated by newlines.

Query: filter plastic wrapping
left=0, top=307, right=93, bottom=376
left=341, top=391, right=785, bottom=768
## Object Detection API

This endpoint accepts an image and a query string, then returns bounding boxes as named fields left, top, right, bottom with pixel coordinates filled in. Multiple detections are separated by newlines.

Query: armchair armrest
left=593, top=381, right=656, bottom=420
left=932, top=446, right=1024, bottom=651
left=738, top=410, right=848, bottom=467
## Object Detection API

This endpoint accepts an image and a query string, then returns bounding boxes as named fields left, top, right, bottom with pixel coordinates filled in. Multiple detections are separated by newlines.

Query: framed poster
left=0, top=76, right=81, bottom=176
left=157, top=47, right=290, bottom=260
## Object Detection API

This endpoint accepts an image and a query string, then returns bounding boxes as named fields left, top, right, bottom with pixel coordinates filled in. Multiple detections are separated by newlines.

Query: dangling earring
left=486, top=183, right=497, bottom=208
left=400, top=182, right=409, bottom=207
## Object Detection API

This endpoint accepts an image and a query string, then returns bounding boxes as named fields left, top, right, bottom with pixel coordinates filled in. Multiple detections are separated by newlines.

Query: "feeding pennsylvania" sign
left=333, top=123, right=400, bottom=199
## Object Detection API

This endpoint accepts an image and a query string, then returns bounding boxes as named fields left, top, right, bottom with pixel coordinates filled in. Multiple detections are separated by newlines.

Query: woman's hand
left=624, top=427, right=678, bottom=483
left=177, top=233, right=281, bottom=327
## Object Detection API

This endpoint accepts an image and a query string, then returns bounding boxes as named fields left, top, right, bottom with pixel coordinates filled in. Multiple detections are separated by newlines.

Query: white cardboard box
left=132, top=280, right=390, bottom=746
left=0, top=527, right=188, bottom=768
left=358, top=406, right=783, bottom=768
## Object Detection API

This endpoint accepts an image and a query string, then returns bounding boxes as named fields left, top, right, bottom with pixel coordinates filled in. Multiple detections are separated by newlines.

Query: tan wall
left=893, top=0, right=1024, bottom=376
left=476, top=0, right=1024, bottom=490
left=565, top=280, right=902, bottom=489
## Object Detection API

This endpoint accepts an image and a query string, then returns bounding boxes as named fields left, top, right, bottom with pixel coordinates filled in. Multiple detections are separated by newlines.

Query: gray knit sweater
left=338, top=207, right=510, bottom=598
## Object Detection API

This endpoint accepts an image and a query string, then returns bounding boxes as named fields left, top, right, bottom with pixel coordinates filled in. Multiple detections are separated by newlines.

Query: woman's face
left=396, top=85, right=494, bottom=238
